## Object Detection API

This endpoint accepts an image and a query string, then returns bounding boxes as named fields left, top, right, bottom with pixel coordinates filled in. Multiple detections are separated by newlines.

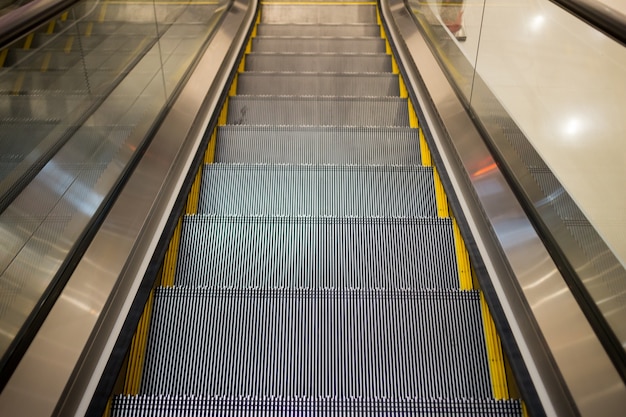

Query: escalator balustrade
left=111, top=2, right=525, bottom=415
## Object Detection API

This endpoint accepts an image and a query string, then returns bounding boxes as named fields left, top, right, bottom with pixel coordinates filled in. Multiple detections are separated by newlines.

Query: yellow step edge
left=229, top=73, right=238, bottom=96
left=480, top=292, right=510, bottom=400
left=408, top=99, right=419, bottom=128
left=432, top=166, right=449, bottom=218
left=47, top=20, right=56, bottom=34
left=391, top=55, right=399, bottom=75
left=218, top=97, right=229, bottom=125
left=85, top=22, right=94, bottom=37
left=123, top=289, right=155, bottom=394
left=41, top=52, right=52, bottom=72
left=64, top=36, right=74, bottom=53
left=398, top=74, right=408, bottom=99
left=61, top=11, right=68, bottom=21
left=12, top=72, right=25, bottom=95
left=419, top=128, right=431, bottom=166
left=452, top=217, right=473, bottom=290
left=0, top=49, right=8, bottom=68
left=185, top=166, right=203, bottom=214
left=23, top=33, right=34, bottom=50
left=161, top=217, right=183, bottom=287
left=99, top=3, right=108, bottom=22
left=205, top=129, right=217, bottom=164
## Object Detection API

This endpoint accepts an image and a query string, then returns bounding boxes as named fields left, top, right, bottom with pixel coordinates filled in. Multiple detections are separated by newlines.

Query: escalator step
left=226, top=96, right=409, bottom=126
left=257, top=23, right=381, bottom=37
left=237, top=73, right=399, bottom=97
left=245, top=52, right=392, bottom=73
left=111, top=396, right=523, bottom=416
left=252, top=37, right=386, bottom=54
left=261, top=4, right=377, bottom=25
left=175, top=216, right=459, bottom=288
left=198, top=164, right=436, bottom=217
left=215, top=126, right=421, bottom=165
left=140, top=288, right=492, bottom=399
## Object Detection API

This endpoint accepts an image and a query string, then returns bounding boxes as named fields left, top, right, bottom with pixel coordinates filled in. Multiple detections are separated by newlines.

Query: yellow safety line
left=12, top=72, right=25, bottom=95
left=41, top=52, right=52, bottom=72
left=432, top=166, right=449, bottom=218
left=23, top=33, right=34, bottom=50
left=185, top=166, right=203, bottom=214
left=123, top=289, right=155, bottom=394
left=98, top=3, right=108, bottom=22
left=480, top=292, right=510, bottom=399
left=452, top=217, right=472, bottom=290
left=85, top=22, right=94, bottom=37
left=398, top=75, right=408, bottom=98
left=229, top=73, right=238, bottom=96
left=102, top=399, right=112, bottom=417
left=408, top=99, right=418, bottom=128
left=0, top=49, right=8, bottom=68
left=47, top=20, right=56, bottom=34
left=205, top=129, right=217, bottom=164
left=418, top=128, right=431, bottom=166
left=64, top=36, right=74, bottom=53
left=61, top=11, right=68, bottom=21
left=161, top=217, right=183, bottom=287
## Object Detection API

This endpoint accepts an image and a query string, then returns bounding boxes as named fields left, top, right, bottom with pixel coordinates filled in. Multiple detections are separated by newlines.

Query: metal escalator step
left=226, top=96, right=409, bottom=126
left=215, top=126, right=421, bottom=164
left=252, top=37, right=386, bottom=53
left=112, top=396, right=524, bottom=416
left=140, top=288, right=492, bottom=399
left=257, top=23, right=381, bottom=37
left=261, top=4, right=377, bottom=25
left=245, top=52, right=392, bottom=73
left=237, top=73, right=399, bottom=96
left=198, top=164, right=436, bottom=217
left=176, top=216, right=458, bottom=288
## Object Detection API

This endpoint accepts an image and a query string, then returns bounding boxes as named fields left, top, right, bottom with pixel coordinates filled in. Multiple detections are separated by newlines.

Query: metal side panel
left=110, top=396, right=524, bottom=416
left=381, top=0, right=626, bottom=415
left=215, top=126, right=421, bottom=165
left=261, top=4, right=377, bottom=25
left=140, top=288, right=491, bottom=399
left=244, top=52, right=392, bottom=73
left=252, top=37, right=386, bottom=53
left=175, top=216, right=459, bottom=289
left=256, top=23, right=381, bottom=37
left=226, top=96, right=409, bottom=126
left=197, top=164, right=436, bottom=217
left=236, top=73, right=400, bottom=96
left=0, top=0, right=259, bottom=415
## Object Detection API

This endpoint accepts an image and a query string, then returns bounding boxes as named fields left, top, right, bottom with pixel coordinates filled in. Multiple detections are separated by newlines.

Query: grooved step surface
left=198, top=164, right=436, bottom=216
left=261, top=4, right=378, bottom=24
left=112, top=396, right=523, bottom=416
left=252, top=37, right=386, bottom=53
left=215, top=126, right=421, bottom=165
left=237, top=73, right=399, bottom=96
left=245, top=52, right=392, bottom=73
left=176, top=216, right=459, bottom=288
left=226, top=96, right=409, bottom=126
left=257, top=23, right=381, bottom=37
left=140, top=288, right=492, bottom=399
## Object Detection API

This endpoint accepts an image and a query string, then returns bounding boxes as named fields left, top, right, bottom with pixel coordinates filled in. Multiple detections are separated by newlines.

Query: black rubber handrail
left=550, top=0, right=626, bottom=46
left=0, top=0, right=80, bottom=47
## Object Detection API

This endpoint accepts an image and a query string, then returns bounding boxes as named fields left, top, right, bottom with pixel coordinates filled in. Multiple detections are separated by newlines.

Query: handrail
left=549, top=0, right=626, bottom=46
left=0, top=0, right=80, bottom=47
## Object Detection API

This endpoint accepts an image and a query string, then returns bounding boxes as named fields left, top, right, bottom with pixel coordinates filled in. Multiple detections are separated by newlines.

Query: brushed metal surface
left=381, top=0, right=626, bottom=415
left=0, top=0, right=256, bottom=415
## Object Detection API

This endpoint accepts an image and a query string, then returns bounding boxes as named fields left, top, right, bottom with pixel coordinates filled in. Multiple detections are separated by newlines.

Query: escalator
left=109, top=2, right=524, bottom=415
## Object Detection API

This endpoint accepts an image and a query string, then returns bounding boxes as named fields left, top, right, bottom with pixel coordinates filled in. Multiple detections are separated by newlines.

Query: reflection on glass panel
left=0, top=0, right=229, bottom=364
left=408, top=0, right=626, bottom=354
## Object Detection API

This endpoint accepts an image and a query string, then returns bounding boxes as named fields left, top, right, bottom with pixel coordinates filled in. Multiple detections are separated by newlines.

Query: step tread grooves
left=140, top=288, right=493, bottom=399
